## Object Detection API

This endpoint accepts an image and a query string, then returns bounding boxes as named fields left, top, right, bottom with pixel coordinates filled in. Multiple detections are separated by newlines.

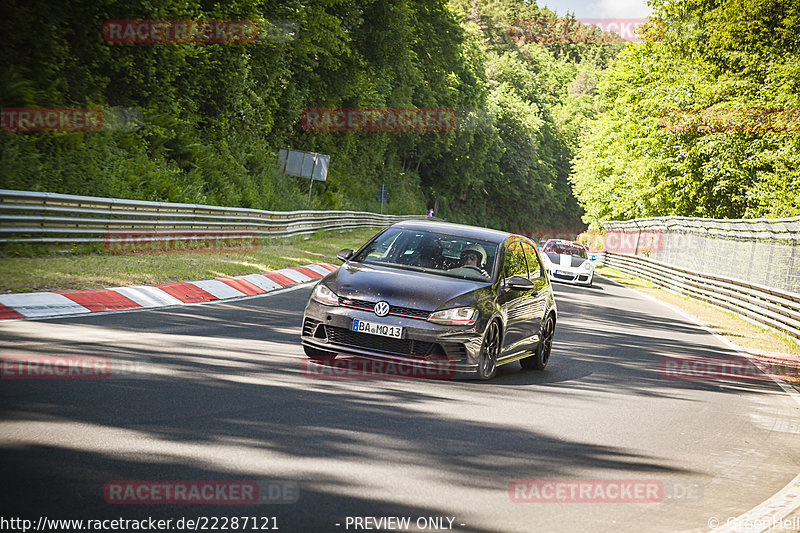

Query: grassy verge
left=597, top=265, right=800, bottom=363
left=0, top=228, right=383, bottom=293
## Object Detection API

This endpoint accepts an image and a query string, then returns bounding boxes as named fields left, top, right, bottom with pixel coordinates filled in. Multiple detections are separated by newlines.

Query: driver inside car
left=459, top=244, right=490, bottom=278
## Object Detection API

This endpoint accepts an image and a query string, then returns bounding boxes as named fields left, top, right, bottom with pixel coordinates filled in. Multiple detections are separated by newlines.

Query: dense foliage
left=571, top=0, right=800, bottom=225
left=0, top=0, right=624, bottom=231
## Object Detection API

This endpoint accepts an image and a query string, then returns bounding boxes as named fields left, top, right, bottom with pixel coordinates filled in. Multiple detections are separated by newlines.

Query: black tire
left=521, top=314, right=555, bottom=371
left=477, top=320, right=500, bottom=380
left=303, top=344, right=337, bottom=361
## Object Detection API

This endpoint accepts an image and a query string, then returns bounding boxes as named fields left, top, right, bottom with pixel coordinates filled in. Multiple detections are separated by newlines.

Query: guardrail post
left=789, top=238, right=798, bottom=293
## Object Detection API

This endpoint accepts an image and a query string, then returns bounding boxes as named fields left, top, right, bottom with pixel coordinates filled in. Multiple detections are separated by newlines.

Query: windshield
left=543, top=242, right=588, bottom=259
left=352, top=228, right=498, bottom=281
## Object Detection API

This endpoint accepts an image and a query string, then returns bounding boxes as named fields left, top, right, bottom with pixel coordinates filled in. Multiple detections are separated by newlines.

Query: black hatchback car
left=301, top=221, right=557, bottom=380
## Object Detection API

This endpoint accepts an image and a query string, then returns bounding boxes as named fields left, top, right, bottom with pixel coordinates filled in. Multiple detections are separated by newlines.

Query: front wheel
left=477, top=320, right=500, bottom=380
left=303, top=344, right=337, bottom=361
left=521, top=315, right=554, bottom=371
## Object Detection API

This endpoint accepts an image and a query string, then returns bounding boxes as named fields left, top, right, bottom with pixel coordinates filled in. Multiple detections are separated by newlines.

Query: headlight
left=427, top=307, right=478, bottom=326
left=583, top=261, right=593, bottom=271
left=311, top=283, right=338, bottom=305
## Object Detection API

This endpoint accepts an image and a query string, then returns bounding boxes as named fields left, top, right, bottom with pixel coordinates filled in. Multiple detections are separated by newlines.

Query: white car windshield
left=544, top=242, right=588, bottom=259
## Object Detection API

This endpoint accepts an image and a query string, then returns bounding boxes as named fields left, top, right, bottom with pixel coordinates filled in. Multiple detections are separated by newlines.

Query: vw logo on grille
left=373, top=301, right=390, bottom=317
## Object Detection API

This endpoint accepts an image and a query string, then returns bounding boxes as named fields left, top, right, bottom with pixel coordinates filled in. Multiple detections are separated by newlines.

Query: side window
left=504, top=242, right=527, bottom=280
left=521, top=242, right=542, bottom=279
left=365, top=231, right=401, bottom=261
left=394, top=233, right=423, bottom=263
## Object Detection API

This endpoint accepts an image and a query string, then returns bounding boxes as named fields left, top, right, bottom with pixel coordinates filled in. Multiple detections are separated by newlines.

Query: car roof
left=390, top=220, right=517, bottom=244
left=544, top=239, right=585, bottom=247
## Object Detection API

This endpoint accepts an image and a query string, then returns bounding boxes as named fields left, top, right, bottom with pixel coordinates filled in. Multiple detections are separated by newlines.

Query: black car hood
left=327, top=262, right=489, bottom=311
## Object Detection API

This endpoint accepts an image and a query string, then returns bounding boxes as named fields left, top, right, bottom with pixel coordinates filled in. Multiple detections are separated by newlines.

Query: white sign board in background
left=278, top=148, right=329, bottom=181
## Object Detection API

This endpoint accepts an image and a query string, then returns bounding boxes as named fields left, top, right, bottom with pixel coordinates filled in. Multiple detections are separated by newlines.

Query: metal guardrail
left=0, top=189, right=428, bottom=243
left=5, top=189, right=798, bottom=340
left=603, top=215, right=800, bottom=241
left=598, top=251, right=800, bottom=341
left=602, top=216, right=800, bottom=294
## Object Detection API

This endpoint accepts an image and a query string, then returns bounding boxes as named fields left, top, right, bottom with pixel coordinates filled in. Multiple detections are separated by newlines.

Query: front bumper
left=547, top=267, right=594, bottom=286
left=301, top=299, right=484, bottom=375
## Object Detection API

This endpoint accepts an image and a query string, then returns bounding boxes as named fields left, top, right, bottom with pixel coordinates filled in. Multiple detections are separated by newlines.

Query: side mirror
left=336, top=248, right=354, bottom=262
left=506, top=275, right=535, bottom=291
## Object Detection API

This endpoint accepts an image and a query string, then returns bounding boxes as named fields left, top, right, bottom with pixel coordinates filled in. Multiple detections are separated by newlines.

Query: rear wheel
left=521, top=315, right=554, bottom=371
left=303, top=344, right=337, bottom=361
left=477, top=320, right=500, bottom=380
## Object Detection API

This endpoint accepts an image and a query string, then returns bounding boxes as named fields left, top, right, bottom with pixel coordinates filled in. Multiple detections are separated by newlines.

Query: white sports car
left=540, top=239, right=594, bottom=287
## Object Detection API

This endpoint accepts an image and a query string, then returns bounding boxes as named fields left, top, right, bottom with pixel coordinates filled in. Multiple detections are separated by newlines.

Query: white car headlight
left=311, top=283, right=338, bottom=305
left=583, top=261, right=593, bottom=271
left=427, top=307, right=478, bottom=326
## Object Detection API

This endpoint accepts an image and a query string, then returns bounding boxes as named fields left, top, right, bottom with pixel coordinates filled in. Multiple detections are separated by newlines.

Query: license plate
left=556, top=270, right=573, bottom=276
left=352, top=319, right=403, bottom=339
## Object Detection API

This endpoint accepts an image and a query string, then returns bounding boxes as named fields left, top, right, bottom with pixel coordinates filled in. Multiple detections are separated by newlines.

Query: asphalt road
left=1, top=277, right=799, bottom=532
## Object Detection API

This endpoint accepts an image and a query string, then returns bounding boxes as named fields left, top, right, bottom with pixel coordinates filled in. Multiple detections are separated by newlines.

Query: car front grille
left=324, top=325, right=434, bottom=357
left=553, top=272, right=576, bottom=280
left=338, top=297, right=431, bottom=319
